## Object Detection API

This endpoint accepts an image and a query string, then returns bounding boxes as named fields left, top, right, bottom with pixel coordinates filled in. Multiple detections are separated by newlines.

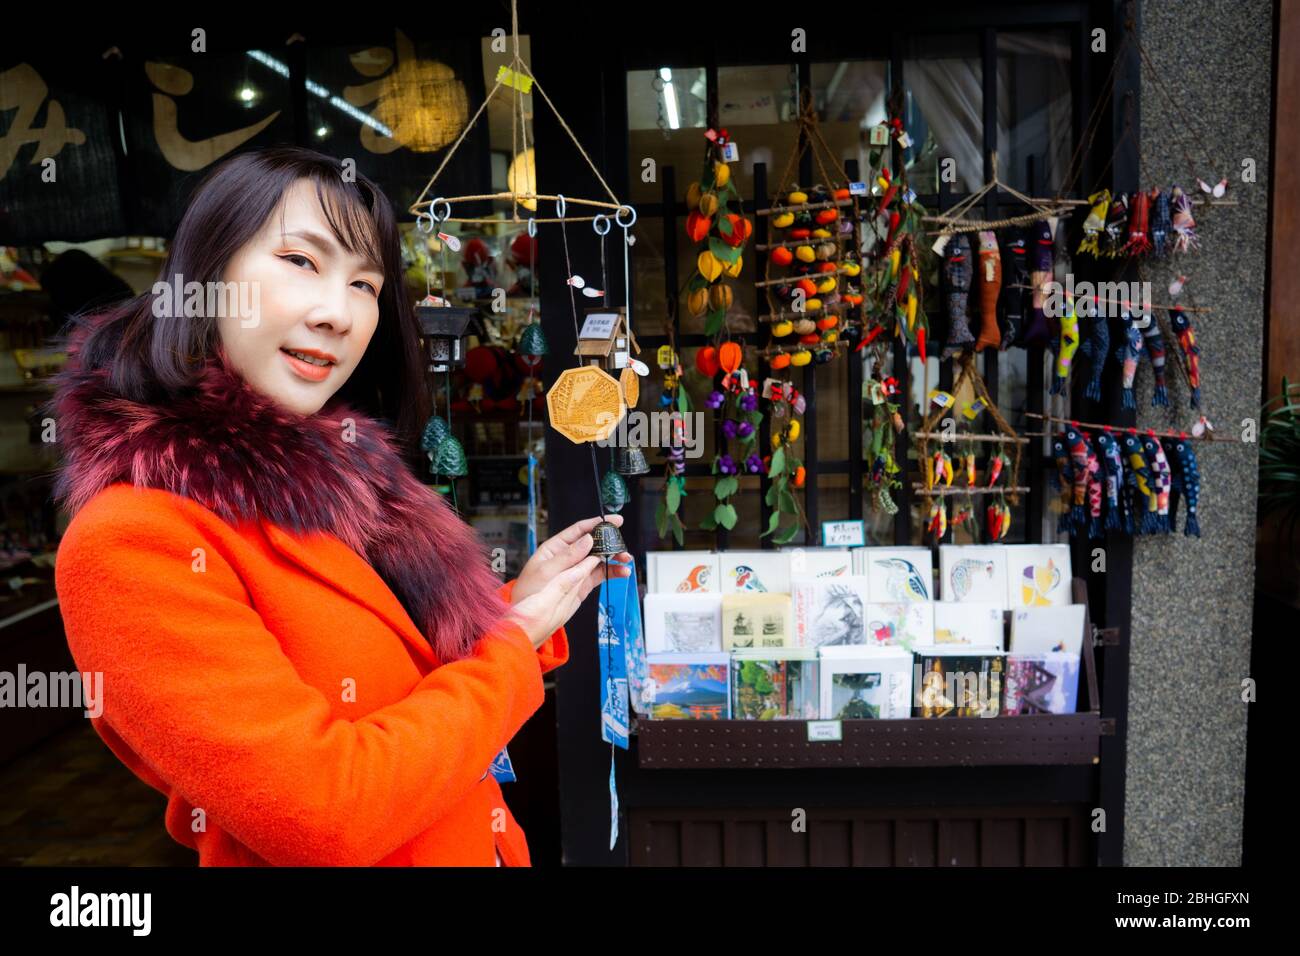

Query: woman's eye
left=281, top=253, right=316, bottom=271
left=354, top=280, right=379, bottom=296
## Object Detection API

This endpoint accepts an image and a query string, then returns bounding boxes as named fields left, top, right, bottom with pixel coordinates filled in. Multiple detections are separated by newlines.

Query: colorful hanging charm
left=1115, top=312, right=1146, bottom=410
left=1124, top=189, right=1152, bottom=256
left=1165, top=436, right=1202, bottom=537
left=1023, top=221, right=1054, bottom=347
left=1050, top=432, right=1075, bottom=533
left=1078, top=189, right=1111, bottom=257
left=1142, top=433, right=1173, bottom=533
left=1095, top=430, right=1128, bottom=532
left=1122, top=432, right=1158, bottom=533
left=1103, top=192, right=1130, bottom=258
left=1079, top=313, right=1110, bottom=402
left=1171, top=186, right=1199, bottom=253
left=941, top=233, right=975, bottom=359
left=1150, top=187, right=1172, bottom=257
left=1141, top=318, right=1169, bottom=406
left=1050, top=296, right=1080, bottom=395
left=975, top=231, right=1002, bottom=351
left=1170, top=306, right=1202, bottom=408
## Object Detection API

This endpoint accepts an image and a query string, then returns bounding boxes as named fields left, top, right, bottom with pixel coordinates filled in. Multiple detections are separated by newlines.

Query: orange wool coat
left=53, top=482, right=569, bottom=867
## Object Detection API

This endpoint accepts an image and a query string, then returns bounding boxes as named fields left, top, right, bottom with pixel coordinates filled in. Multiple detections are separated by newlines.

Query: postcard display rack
left=636, top=548, right=1102, bottom=769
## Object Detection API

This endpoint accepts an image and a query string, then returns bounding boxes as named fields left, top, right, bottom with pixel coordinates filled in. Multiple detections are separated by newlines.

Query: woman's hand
left=505, top=515, right=633, bottom=651
left=510, top=514, right=632, bottom=607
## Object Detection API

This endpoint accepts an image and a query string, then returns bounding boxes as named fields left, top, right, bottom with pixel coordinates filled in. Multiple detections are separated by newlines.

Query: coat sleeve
left=496, top=577, right=570, bottom=674
left=54, top=491, right=550, bottom=867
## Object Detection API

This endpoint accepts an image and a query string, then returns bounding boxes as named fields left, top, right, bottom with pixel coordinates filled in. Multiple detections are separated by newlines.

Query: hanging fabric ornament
left=1170, top=307, right=1202, bottom=408
left=1000, top=228, right=1028, bottom=349
left=1049, top=297, right=1080, bottom=395
left=1124, top=190, right=1152, bottom=255
left=1150, top=187, right=1172, bottom=258
left=974, top=231, right=1002, bottom=352
left=1115, top=312, right=1146, bottom=410
left=600, top=470, right=630, bottom=512
left=941, top=233, right=974, bottom=359
left=1023, top=221, right=1054, bottom=347
left=431, top=435, right=468, bottom=478
left=1077, top=190, right=1111, bottom=256
left=1141, top=319, right=1169, bottom=406
left=1103, top=192, right=1130, bottom=258
left=1079, top=313, right=1110, bottom=402
left=1171, top=186, right=1199, bottom=253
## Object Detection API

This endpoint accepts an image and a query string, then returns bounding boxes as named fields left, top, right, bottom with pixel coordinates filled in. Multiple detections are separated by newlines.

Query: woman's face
left=217, top=179, right=385, bottom=415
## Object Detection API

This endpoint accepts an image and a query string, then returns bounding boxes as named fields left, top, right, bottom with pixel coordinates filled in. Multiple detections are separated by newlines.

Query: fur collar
left=47, top=320, right=510, bottom=664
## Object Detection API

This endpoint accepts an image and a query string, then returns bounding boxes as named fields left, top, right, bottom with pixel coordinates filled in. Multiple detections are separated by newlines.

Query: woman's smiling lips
left=280, top=346, right=337, bottom=382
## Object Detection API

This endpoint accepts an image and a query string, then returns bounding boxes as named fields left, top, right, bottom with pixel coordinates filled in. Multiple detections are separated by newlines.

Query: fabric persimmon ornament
left=815, top=208, right=838, bottom=225
left=790, top=350, right=812, bottom=367
left=772, top=212, right=795, bottom=229
left=686, top=211, right=710, bottom=243
left=795, top=278, right=817, bottom=297
left=770, top=352, right=792, bottom=370
left=718, top=341, right=743, bottom=373
left=695, top=346, right=720, bottom=377
left=787, top=190, right=808, bottom=204
left=771, top=246, right=793, bottom=267
left=772, top=320, right=794, bottom=337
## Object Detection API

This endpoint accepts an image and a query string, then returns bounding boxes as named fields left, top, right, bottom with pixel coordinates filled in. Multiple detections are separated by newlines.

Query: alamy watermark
left=151, top=274, right=260, bottom=328
left=0, top=665, right=102, bottom=718
left=595, top=410, right=707, bottom=459
left=1044, top=274, right=1152, bottom=320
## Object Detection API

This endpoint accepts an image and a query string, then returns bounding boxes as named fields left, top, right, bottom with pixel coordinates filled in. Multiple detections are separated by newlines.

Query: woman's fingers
left=545, top=514, right=624, bottom=552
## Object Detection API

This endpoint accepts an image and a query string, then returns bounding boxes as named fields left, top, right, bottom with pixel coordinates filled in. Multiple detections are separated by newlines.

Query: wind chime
left=407, top=0, right=639, bottom=847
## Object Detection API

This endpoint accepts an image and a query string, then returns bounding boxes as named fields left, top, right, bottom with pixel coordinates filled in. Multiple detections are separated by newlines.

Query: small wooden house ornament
left=575, top=307, right=640, bottom=371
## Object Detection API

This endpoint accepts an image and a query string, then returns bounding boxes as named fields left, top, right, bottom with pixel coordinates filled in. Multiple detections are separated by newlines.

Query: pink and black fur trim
left=47, top=317, right=510, bottom=664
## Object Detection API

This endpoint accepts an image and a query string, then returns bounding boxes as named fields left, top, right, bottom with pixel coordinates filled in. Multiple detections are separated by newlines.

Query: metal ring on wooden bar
left=615, top=204, right=637, bottom=228
left=527, top=217, right=537, bottom=238
left=429, top=197, right=452, bottom=224
left=592, top=213, right=611, bottom=236
left=415, top=211, right=434, bottom=235
left=554, top=194, right=567, bottom=218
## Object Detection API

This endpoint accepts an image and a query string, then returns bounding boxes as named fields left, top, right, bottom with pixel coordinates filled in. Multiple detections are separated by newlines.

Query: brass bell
left=614, top=445, right=650, bottom=476
left=589, top=519, right=627, bottom=557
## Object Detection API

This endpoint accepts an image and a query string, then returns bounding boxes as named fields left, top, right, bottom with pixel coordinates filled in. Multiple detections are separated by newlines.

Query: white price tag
left=807, top=720, right=843, bottom=742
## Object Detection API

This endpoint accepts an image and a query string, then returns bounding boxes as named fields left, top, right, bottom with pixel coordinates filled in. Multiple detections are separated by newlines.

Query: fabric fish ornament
left=941, top=234, right=975, bottom=359
left=1115, top=312, right=1146, bottom=410
left=1122, top=433, right=1158, bottom=533
left=1095, top=430, right=1127, bottom=532
left=1079, top=314, right=1110, bottom=402
left=1081, top=430, right=1104, bottom=538
left=1064, top=426, right=1094, bottom=532
left=1142, top=435, right=1173, bottom=533
left=1170, top=307, right=1202, bottom=407
left=1124, top=189, right=1152, bottom=255
left=1023, top=221, right=1054, bottom=347
left=1000, top=228, right=1028, bottom=349
left=975, top=231, right=1002, bottom=351
left=1051, top=433, right=1076, bottom=533
left=1078, top=189, right=1110, bottom=257
left=1171, top=186, right=1198, bottom=253
left=1166, top=437, right=1202, bottom=537
left=1050, top=297, right=1080, bottom=395
left=1150, top=187, right=1172, bottom=257
left=1103, top=192, right=1130, bottom=257
left=1141, top=319, right=1168, bottom=406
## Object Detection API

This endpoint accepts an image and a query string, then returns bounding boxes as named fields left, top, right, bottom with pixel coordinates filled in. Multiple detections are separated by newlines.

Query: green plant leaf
left=671, top=514, right=684, bottom=547
left=666, top=479, right=681, bottom=514
left=761, top=510, right=782, bottom=537
left=715, top=503, right=738, bottom=530
left=655, top=499, right=669, bottom=538
left=676, top=389, right=690, bottom=415
left=700, top=512, right=718, bottom=531
left=717, top=214, right=733, bottom=236
left=688, top=274, right=708, bottom=292
left=705, top=309, right=726, bottom=336
left=709, top=236, right=741, bottom=263
left=714, top=475, right=738, bottom=499
left=774, top=523, right=801, bottom=544
left=769, top=447, right=786, bottom=476
left=779, top=488, right=798, bottom=515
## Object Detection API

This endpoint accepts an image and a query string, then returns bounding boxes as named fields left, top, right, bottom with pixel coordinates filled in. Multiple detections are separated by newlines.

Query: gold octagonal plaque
left=546, top=365, right=627, bottom=443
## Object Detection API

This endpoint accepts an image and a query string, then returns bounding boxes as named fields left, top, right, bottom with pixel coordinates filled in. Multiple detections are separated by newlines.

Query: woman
left=47, top=146, right=630, bottom=867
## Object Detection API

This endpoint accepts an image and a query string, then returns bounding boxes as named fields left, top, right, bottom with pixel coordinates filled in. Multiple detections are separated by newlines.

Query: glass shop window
left=998, top=30, right=1073, bottom=195
left=895, top=34, right=983, bottom=195
left=626, top=66, right=708, bottom=206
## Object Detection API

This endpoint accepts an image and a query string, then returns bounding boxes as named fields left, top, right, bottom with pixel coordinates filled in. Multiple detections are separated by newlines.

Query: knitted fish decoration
left=1124, top=189, right=1152, bottom=256
left=1140, top=318, right=1168, bottom=407
left=941, top=233, right=975, bottom=359
left=1051, top=433, right=1076, bottom=533
left=1000, top=228, right=1028, bottom=349
left=1122, top=433, right=1158, bottom=533
left=1078, top=189, right=1110, bottom=257
left=1171, top=186, right=1199, bottom=253
left=975, top=231, right=1002, bottom=351
left=1150, top=187, right=1172, bottom=257
left=1064, top=426, right=1094, bottom=532
left=1115, top=312, right=1146, bottom=410
left=1095, top=430, right=1127, bottom=532
left=1103, top=192, right=1130, bottom=258
left=1079, top=313, right=1110, bottom=402
left=1142, top=434, right=1173, bottom=533
left=1024, top=221, right=1054, bottom=347
left=1170, top=306, right=1202, bottom=408
left=1050, top=297, right=1080, bottom=395
left=1166, top=436, right=1202, bottom=537
left=1082, top=430, right=1104, bottom=537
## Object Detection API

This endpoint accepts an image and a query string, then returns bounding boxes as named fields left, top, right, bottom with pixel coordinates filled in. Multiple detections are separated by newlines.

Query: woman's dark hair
left=52, top=145, right=431, bottom=466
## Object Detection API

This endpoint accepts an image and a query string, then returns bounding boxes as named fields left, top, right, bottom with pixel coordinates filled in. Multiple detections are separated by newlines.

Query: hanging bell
left=614, top=445, right=650, bottom=476
left=600, top=471, right=630, bottom=513
left=589, top=519, right=627, bottom=556
left=518, top=322, right=549, bottom=364
left=420, top=415, right=451, bottom=454
left=430, top=435, right=468, bottom=477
